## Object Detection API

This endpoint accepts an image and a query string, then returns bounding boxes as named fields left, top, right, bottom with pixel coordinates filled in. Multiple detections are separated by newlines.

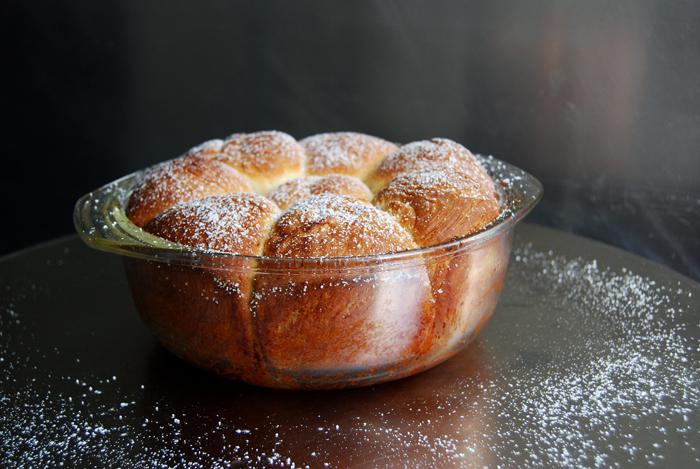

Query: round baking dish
left=74, top=156, right=542, bottom=389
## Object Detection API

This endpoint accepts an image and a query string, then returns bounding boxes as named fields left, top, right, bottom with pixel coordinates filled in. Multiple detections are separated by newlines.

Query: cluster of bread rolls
left=125, top=131, right=508, bottom=387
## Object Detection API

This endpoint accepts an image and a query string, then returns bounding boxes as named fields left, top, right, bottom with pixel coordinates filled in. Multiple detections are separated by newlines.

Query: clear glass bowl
left=74, top=156, right=542, bottom=389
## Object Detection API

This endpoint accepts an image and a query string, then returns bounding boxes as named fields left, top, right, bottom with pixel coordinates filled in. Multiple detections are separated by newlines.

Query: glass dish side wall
left=124, top=229, right=513, bottom=389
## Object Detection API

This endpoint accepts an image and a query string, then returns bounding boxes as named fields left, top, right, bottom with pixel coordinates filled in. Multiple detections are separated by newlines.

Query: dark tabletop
left=2, top=0, right=700, bottom=280
left=1, top=223, right=698, bottom=468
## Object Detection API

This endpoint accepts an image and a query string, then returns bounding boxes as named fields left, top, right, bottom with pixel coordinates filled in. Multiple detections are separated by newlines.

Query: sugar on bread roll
left=267, top=174, right=372, bottom=210
left=301, top=132, right=398, bottom=179
left=126, top=154, right=252, bottom=228
left=253, top=194, right=432, bottom=374
left=126, top=194, right=279, bottom=383
left=263, top=194, right=414, bottom=257
left=184, top=138, right=225, bottom=158
left=366, top=137, right=496, bottom=194
left=145, top=193, right=279, bottom=255
left=373, top=168, right=500, bottom=245
left=218, top=130, right=305, bottom=193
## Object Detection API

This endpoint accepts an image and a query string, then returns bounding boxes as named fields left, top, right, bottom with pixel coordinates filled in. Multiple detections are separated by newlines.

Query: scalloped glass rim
left=73, top=155, right=542, bottom=271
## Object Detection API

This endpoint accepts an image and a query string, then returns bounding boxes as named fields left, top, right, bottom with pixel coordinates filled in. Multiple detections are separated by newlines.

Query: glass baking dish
left=74, top=156, right=542, bottom=389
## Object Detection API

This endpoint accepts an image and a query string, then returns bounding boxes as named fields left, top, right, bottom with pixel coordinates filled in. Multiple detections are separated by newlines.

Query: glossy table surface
left=1, top=223, right=698, bottom=467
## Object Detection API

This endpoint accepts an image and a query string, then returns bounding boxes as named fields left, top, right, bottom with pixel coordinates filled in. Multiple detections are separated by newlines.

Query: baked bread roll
left=127, top=194, right=279, bottom=383
left=145, top=193, right=279, bottom=255
left=218, top=130, right=305, bottom=193
left=268, top=174, right=372, bottom=210
left=373, top=168, right=500, bottom=245
left=264, top=194, right=412, bottom=257
left=184, top=138, right=224, bottom=158
left=372, top=145, right=502, bottom=352
left=253, top=194, right=432, bottom=373
left=301, top=132, right=397, bottom=178
left=366, top=138, right=496, bottom=194
left=125, top=131, right=502, bottom=385
left=126, top=154, right=251, bottom=228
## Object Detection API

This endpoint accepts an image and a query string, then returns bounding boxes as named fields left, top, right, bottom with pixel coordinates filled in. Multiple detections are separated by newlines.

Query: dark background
left=2, top=0, right=699, bottom=280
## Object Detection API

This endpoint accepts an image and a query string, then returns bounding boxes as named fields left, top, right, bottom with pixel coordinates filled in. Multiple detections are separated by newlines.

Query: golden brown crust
left=184, top=139, right=224, bottom=158
left=254, top=194, right=432, bottom=373
left=252, top=268, right=433, bottom=373
left=423, top=233, right=510, bottom=356
left=301, top=132, right=398, bottom=178
left=218, top=131, right=305, bottom=193
left=134, top=194, right=281, bottom=383
left=144, top=193, right=280, bottom=255
left=267, top=174, right=372, bottom=210
left=373, top=168, right=500, bottom=247
left=365, top=138, right=495, bottom=194
left=263, top=194, right=416, bottom=258
left=126, top=155, right=253, bottom=228
left=126, top=258, right=269, bottom=382
left=372, top=164, right=502, bottom=358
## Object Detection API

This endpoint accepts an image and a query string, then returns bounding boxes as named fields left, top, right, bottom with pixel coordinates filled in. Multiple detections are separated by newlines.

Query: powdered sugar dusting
left=127, top=133, right=503, bottom=256
left=126, top=155, right=252, bottom=227
left=265, top=193, right=416, bottom=258
left=266, top=176, right=322, bottom=210
left=301, top=132, right=397, bottom=177
left=145, top=194, right=279, bottom=254
left=218, top=130, right=305, bottom=181
left=369, top=138, right=496, bottom=193
left=1, top=237, right=698, bottom=467
left=373, top=167, right=500, bottom=245
left=268, top=174, right=372, bottom=210
left=379, top=168, right=494, bottom=201
left=223, top=130, right=301, bottom=160
left=486, top=244, right=700, bottom=467
left=184, top=139, right=224, bottom=158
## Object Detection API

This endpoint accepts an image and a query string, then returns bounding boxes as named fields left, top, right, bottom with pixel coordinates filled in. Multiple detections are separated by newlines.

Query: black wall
left=3, top=1, right=699, bottom=279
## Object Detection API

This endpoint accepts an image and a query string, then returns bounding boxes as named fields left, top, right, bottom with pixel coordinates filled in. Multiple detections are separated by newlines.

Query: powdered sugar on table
left=0, top=227, right=698, bottom=467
